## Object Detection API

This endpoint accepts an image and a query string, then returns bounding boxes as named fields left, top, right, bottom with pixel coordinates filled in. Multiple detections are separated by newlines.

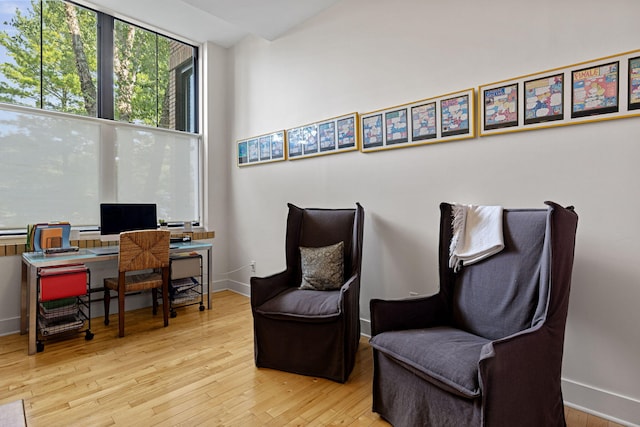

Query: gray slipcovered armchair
left=370, top=202, right=578, bottom=426
left=250, top=203, right=364, bottom=383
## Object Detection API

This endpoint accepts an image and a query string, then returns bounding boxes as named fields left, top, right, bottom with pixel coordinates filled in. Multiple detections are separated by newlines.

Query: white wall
left=224, top=0, right=640, bottom=423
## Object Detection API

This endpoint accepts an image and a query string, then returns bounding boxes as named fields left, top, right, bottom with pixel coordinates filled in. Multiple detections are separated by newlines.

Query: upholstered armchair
left=250, top=203, right=364, bottom=383
left=369, top=202, right=578, bottom=426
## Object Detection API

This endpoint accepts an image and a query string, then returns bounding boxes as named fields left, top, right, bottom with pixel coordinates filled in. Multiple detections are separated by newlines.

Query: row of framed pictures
left=360, top=88, right=475, bottom=152
left=479, top=49, right=640, bottom=136
left=237, top=113, right=358, bottom=166
left=237, top=49, right=640, bottom=166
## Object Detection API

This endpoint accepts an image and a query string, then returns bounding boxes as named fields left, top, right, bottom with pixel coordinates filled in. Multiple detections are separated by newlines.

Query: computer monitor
left=99, top=203, right=158, bottom=242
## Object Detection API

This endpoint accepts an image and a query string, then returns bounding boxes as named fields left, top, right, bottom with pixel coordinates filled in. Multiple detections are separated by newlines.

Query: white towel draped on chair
left=449, top=204, right=504, bottom=272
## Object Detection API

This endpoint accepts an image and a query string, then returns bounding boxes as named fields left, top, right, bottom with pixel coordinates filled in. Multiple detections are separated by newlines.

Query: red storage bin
left=38, top=264, right=88, bottom=301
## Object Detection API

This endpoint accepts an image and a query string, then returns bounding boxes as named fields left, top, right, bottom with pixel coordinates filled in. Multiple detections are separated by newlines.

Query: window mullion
left=97, top=12, right=113, bottom=120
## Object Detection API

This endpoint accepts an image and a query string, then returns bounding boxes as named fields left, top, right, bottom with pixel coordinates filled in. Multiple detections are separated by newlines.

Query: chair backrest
left=118, top=230, right=170, bottom=273
left=285, top=203, right=364, bottom=286
left=439, top=202, right=577, bottom=341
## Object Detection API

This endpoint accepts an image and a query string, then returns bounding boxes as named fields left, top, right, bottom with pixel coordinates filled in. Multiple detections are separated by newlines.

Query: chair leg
left=104, top=289, right=110, bottom=326
left=118, top=292, right=125, bottom=337
left=162, top=285, right=169, bottom=327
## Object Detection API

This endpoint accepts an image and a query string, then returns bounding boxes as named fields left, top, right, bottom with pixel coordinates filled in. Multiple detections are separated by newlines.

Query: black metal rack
left=167, top=253, right=204, bottom=317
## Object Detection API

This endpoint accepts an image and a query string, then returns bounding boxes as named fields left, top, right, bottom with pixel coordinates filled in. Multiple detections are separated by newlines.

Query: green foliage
left=0, top=0, right=173, bottom=123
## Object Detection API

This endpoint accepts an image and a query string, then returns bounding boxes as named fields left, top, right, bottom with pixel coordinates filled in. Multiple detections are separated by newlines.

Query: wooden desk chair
left=104, top=229, right=170, bottom=337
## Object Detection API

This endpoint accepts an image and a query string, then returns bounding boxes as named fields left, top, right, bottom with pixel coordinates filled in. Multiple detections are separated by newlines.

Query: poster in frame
left=286, top=112, right=359, bottom=160
left=483, top=84, right=518, bottom=131
left=571, top=61, right=619, bottom=118
left=441, top=93, right=471, bottom=137
left=287, top=127, right=303, bottom=158
left=385, top=108, right=408, bottom=145
left=628, top=57, right=640, bottom=110
left=302, top=124, right=319, bottom=155
left=247, top=139, right=259, bottom=163
left=271, top=131, right=285, bottom=160
left=362, top=114, right=384, bottom=149
left=237, top=141, right=248, bottom=165
left=237, top=130, right=287, bottom=166
left=411, top=102, right=437, bottom=141
left=337, top=115, right=357, bottom=149
left=318, top=121, right=337, bottom=152
left=524, top=74, right=563, bottom=125
left=259, top=135, right=271, bottom=161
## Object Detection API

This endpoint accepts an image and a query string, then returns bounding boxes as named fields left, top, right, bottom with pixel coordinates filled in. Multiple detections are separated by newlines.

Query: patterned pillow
left=299, top=241, right=344, bottom=290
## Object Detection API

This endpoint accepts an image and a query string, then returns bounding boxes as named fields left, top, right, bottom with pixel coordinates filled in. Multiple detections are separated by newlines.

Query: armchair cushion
left=370, top=326, right=489, bottom=398
left=255, top=288, right=342, bottom=321
left=299, top=241, right=344, bottom=290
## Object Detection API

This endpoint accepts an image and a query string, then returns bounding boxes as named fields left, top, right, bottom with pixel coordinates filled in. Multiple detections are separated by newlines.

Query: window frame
left=0, top=0, right=203, bottom=233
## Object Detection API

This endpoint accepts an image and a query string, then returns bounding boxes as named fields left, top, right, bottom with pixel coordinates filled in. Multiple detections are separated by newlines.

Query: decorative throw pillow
left=299, top=241, right=344, bottom=291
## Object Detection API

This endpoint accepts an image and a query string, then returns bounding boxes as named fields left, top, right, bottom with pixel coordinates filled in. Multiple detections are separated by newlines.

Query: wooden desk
left=21, top=240, right=213, bottom=355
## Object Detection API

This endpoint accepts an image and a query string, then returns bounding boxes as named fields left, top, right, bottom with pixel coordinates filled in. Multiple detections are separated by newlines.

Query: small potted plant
left=158, top=219, right=168, bottom=229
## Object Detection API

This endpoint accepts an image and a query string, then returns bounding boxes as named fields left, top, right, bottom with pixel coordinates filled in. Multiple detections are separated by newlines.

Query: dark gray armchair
left=250, top=203, right=364, bottom=383
left=370, top=202, right=578, bottom=426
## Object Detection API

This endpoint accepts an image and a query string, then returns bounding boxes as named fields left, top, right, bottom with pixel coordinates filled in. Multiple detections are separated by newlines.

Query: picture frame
left=385, top=108, right=408, bottom=145
left=361, top=88, right=475, bottom=153
left=524, top=73, right=563, bottom=125
left=318, top=121, right=336, bottom=152
left=287, top=112, right=359, bottom=160
left=302, top=124, right=319, bottom=155
left=362, top=114, right=383, bottom=149
left=628, top=56, right=640, bottom=110
left=483, top=84, right=518, bottom=131
left=411, top=102, right=437, bottom=141
left=337, top=115, right=357, bottom=148
left=287, top=127, right=303, bottom=159
left=571, top=61, right=619, bottom=118
left=237, top=130, right=287, bottom=167
left=248, top=139, right=259, bottom=163
left=441, top=94, right=471, bottom=137
left=259, top=135, right=271, bottom=161
left=480, top=49, right=640, bottom=137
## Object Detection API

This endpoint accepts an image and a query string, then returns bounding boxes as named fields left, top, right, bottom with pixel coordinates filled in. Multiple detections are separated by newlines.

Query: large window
left=0, top=0, right=201, bottom=230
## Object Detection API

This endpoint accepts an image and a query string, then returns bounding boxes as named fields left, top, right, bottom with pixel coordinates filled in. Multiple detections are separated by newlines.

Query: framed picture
left=361, top=88, right=475, bottom=152
left=524, top=74, right=563, bottom=125
left=483, top=84, right=518, bottom=131
left=362, top=114, right=383, bottom=149
left=441, top=94, right=471, bottom=137
left=302, top=124, right=318, bottom=155
left=237, top=130, right=287, bottom=166
left=571, top=61, right=619, bottom=118
left=628, top=57, right=640, bottom=110
left=337, top=115, right=356, bottom=148
left=237, top=141, right=248, bottom=165
left=271, top=131, right=285, bottom=159
left=318, top=121, right=337, bottom=152
left=411, top=102, right=437, bottom=141
left=287, top=113, right=359, bottom=160
left=259, top=135, right=271, bottom=161
left=385, top=108, right=408, bottom=145
left=287, top=127, right=303, bottom=158
left=247, top=139, right=259, bottom=163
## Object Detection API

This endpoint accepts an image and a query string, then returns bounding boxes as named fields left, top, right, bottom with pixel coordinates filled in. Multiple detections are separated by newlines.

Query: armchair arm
left=370, top=292, right=449, bottom=336
left=479, top=325, right=565, bottom=425
left=250, top=270, right=292, bottom=308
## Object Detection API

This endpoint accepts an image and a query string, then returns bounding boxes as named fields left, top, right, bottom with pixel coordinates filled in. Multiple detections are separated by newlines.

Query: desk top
left=23, top=240, right=212, bottom=268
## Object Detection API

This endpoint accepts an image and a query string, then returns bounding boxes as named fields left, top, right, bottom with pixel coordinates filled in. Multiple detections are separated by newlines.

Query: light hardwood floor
left=0, top=291, right=623, bottom=426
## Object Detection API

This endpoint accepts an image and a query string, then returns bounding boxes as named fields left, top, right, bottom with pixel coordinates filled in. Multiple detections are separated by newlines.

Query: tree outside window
left=0, top=0, right=197, bottom=132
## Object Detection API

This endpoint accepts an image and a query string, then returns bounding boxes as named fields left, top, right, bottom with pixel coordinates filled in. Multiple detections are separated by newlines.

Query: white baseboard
left=562, top=378, right=640, bottom=426
left=0, top=317, right=20, bottom=337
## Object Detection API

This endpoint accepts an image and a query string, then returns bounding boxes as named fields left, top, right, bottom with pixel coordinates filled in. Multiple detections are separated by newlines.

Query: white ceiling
left=77, top=0, right=341, bottom=47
